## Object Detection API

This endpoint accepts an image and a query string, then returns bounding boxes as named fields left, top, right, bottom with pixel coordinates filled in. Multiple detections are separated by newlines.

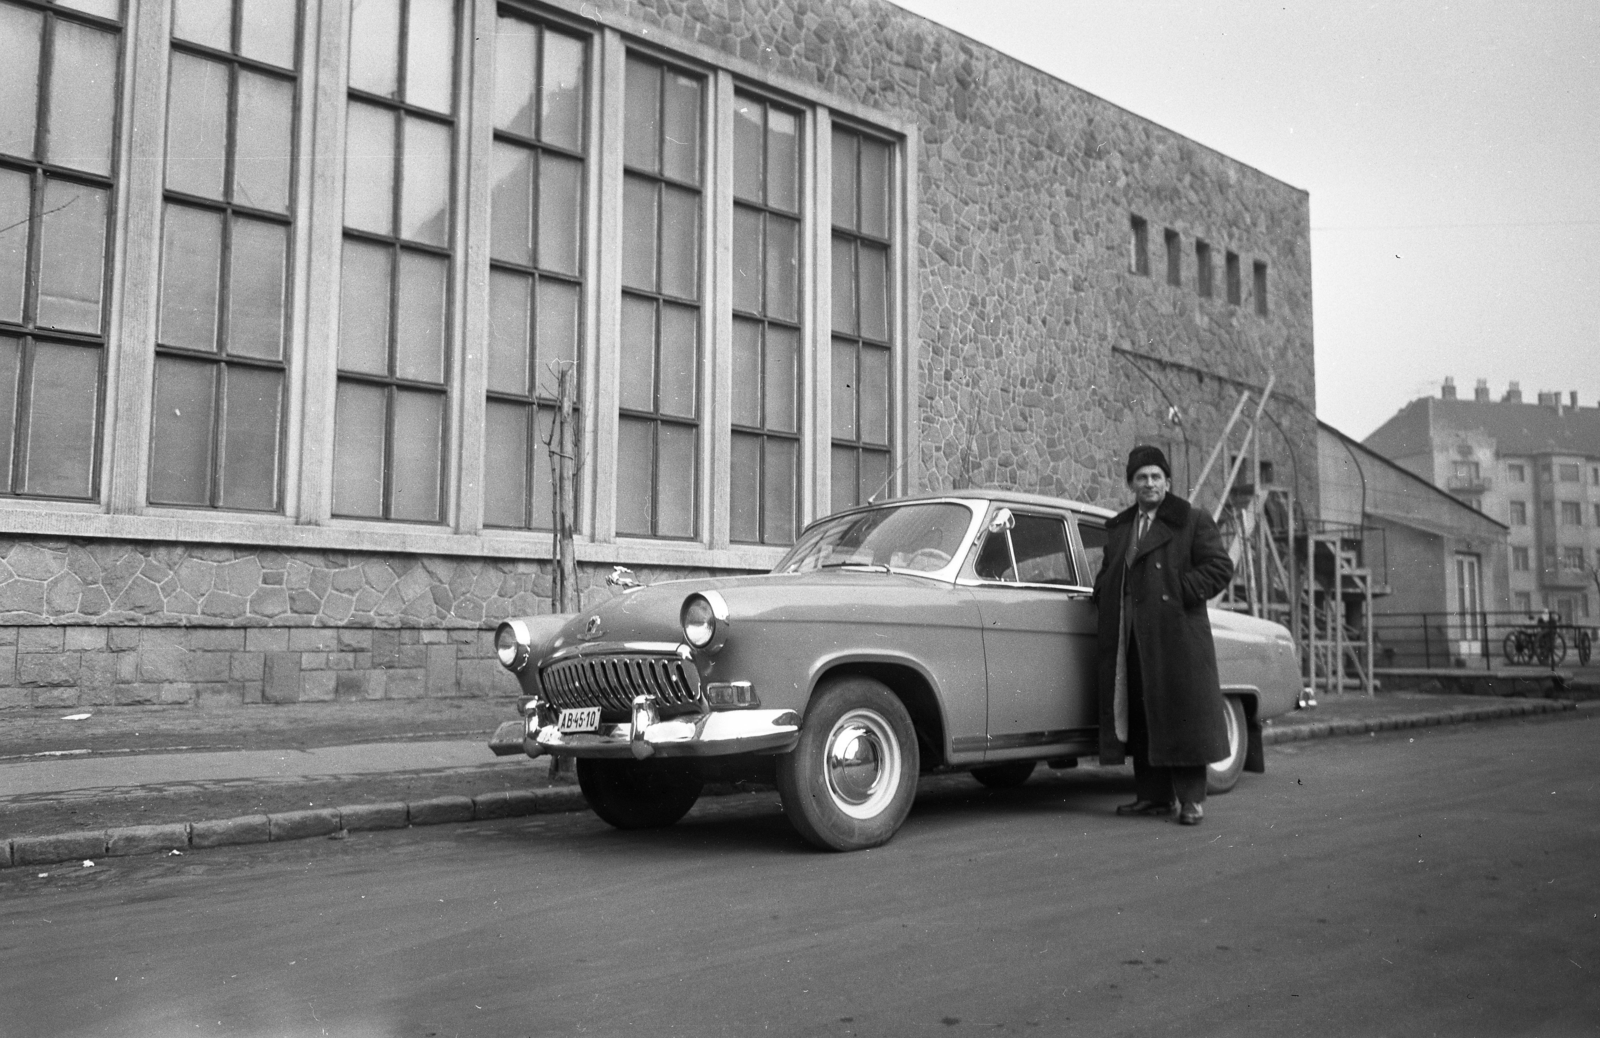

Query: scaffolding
left=1189, top=381, right=1377, bottom=696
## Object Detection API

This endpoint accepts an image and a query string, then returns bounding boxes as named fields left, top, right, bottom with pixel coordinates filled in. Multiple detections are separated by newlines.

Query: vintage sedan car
left=489, top=491, right=1301, bottom=851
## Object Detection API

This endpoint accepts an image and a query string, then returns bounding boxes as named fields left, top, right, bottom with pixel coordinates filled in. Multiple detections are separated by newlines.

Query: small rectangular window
left=1194, top=240, right=1212, bottom=298
left=1514, top=591, right=1531, bottom=613
left=1509, top=500, right=1526, bottom=525
left=1563, top=546, right=1585, bottom=569
left=1512, top=546, right=1529, bottom=571
left=1558, top=463, right=1580, bottom=481
left=1225, top=250, right=1241, bottom=305
left=1129, top=215, right=1149, bottom=275
left=1252, top=260, right=1268, bottom=315
left=1163, top=229, right=1180, bottom=286
left=1561, top=501, right=1583, bottom=525
left=1508, top=463, right=1526, bottom=482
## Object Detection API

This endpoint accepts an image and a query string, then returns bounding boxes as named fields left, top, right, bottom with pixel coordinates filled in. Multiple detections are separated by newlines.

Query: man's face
left=1130, top=465, right=1169, bottom=509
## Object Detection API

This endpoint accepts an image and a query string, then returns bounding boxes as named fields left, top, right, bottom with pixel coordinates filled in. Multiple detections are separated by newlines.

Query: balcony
left=1446, top=475, right=1492, bottom=495
left=1539, top=565, right=1593, bottom=590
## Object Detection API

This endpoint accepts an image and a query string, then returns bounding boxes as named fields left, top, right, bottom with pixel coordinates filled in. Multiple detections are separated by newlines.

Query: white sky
left=888, top=0, right=1600, bottom=439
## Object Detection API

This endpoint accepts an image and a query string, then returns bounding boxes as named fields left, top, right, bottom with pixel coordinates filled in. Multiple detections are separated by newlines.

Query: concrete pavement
left=1, top=691, right=1589, bottom=868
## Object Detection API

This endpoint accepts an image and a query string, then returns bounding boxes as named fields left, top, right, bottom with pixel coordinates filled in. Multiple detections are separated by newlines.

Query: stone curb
left=3, top=700, right=1586, bottom=869
left=3, top=785, right=587, bottom=870
left=1261, top=697, right=1575, bottom=745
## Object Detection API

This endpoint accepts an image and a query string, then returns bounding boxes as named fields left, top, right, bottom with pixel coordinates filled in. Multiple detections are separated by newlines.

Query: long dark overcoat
left=1092, top=491, right=1233, bottom=767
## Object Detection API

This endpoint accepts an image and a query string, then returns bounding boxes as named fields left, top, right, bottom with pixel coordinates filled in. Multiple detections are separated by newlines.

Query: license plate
left=557, top=706, right=601, bottom=733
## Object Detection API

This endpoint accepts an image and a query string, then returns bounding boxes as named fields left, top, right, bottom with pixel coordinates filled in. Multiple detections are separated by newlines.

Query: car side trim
left=986, top=727, right=1098, bottom=751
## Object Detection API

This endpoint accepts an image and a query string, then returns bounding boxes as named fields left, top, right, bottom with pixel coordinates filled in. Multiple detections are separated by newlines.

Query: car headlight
left=680, top=591, right=729, bottom=653
left=495, top=619, right=533, bottom=671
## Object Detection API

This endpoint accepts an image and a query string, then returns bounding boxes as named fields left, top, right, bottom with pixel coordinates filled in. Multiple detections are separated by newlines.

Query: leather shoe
left=1115, top=798, right=1173, bottom=817
left=1177, top=802, right=1204, bottom=826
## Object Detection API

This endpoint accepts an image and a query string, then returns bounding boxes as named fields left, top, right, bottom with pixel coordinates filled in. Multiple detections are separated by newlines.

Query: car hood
left=542, top=570, right=954, bottom=653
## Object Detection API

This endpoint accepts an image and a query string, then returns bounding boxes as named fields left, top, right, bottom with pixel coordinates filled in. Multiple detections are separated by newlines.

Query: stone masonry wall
left=0, top=538, right=722, bottom=710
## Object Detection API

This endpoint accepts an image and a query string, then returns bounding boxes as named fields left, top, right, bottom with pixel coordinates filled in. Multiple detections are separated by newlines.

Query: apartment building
left=1364, top=378, right=1600, bottom=621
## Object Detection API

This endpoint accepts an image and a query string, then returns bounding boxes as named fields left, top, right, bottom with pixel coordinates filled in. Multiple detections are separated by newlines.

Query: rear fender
left=1222, top=685, right=1265, bottom=773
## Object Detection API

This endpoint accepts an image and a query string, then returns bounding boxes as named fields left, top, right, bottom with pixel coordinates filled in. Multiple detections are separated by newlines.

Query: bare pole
left=546, top=364, right=579, bottom=614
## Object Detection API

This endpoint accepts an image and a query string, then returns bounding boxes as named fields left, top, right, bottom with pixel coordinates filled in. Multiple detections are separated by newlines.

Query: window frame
left=480, top=10, right=591, bottom=533
left=827, top=118, right=899, bottom=516
left=728, top=87, right=806, bottom=547
left=148, top=0, right=302, bottom=514
left=0, top=0, right=126, bottom=503
left=328, top=0, right=463, bottom=526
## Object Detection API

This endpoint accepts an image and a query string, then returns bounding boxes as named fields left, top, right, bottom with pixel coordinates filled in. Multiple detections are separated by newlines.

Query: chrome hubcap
left=824, top=708, right=901, bottom=819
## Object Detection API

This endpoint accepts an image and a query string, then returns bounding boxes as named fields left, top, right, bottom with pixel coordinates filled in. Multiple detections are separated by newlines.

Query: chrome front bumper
left=488, top=696, right=800, bottom=760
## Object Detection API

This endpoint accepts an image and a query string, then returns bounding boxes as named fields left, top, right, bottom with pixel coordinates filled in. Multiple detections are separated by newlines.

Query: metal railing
left=1370, top=611, right=1595, bottom=671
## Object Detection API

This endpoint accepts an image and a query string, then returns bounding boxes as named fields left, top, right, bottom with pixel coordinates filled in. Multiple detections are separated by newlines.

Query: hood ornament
left=606, top=565, right=642, bottom=590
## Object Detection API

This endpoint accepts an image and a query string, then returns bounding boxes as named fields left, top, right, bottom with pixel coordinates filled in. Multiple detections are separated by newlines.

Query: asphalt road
left=4, top=710, right=1598, bottom=1038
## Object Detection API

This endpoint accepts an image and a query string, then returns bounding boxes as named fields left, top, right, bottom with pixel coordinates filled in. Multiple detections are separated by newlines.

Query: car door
left=964, top=507, right=1098, bottom=759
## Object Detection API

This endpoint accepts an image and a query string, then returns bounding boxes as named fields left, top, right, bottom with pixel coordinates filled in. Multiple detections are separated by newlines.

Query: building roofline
left=1320, top=419, right=1509, bottom=532
left=881, top=0, right=1310, bottom=197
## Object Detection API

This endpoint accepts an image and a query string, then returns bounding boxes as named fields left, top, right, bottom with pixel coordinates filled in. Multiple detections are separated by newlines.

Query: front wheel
left=776, top=677, right=919, bottom=851
left=1503, top=631, right=1532, bottom=666
left=1206, top=695, right=1248, bottom=794
left=576, top=758, right=704, bottom=830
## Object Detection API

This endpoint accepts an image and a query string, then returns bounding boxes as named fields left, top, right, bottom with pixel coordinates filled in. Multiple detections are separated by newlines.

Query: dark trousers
left=1127, top=635, right=1207, bottom=807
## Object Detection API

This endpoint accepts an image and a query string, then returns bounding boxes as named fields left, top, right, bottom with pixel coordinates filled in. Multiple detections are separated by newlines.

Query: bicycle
left=1577, top=626, right=1593, bottom=667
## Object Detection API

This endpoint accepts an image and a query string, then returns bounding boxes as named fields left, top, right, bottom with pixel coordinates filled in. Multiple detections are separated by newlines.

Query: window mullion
left=708, top=68, right=733, bottom=550
left=454, top=0, right=496, bottom=535
left=810, top=106, right=832, bottom=523
left=589, top=27, right=626, bottom=543
left=107, top=0, right=167, bottom=514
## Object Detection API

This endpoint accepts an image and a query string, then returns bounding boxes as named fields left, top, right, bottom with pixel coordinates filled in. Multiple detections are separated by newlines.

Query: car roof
left=830, top=489, right=1117, bottom=522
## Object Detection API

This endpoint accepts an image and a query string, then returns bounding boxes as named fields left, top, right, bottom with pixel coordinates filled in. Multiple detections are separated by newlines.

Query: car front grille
left=539, top=653, right=703, bottom=716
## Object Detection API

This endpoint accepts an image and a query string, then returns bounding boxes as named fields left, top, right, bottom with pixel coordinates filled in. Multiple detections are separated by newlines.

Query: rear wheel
left=576, top=758, right=704, bottom=830
left=1206, top=695, right=1248, bottom=795
left=971, top=760, right=1037, bottom=789
left=776, top=677, right=919, bottom=852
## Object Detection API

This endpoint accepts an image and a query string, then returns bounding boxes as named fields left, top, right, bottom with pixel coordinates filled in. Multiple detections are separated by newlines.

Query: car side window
left=975, top=513, right=1075, bottom=585
left=1076, top=517, right=1108, bottom=582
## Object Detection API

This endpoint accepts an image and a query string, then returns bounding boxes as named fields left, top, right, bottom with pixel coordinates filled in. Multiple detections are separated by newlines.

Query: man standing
left=1093, top=445, right=1234, bottom=825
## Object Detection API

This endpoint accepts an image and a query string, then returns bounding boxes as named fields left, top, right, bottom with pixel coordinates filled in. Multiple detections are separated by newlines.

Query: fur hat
left=1125, top=444, right=1171, bottom=483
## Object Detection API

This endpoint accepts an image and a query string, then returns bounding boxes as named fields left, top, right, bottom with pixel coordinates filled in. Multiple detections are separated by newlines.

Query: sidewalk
left=2, top=691, right=1589, bottom=869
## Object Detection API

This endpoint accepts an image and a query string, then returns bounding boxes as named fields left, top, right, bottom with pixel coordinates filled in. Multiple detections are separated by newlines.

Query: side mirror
left=988, top=508, right=1015, bottom=534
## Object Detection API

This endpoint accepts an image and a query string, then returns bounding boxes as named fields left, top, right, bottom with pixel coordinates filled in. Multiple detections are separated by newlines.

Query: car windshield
left=773, top=502, right=975, bottom=574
